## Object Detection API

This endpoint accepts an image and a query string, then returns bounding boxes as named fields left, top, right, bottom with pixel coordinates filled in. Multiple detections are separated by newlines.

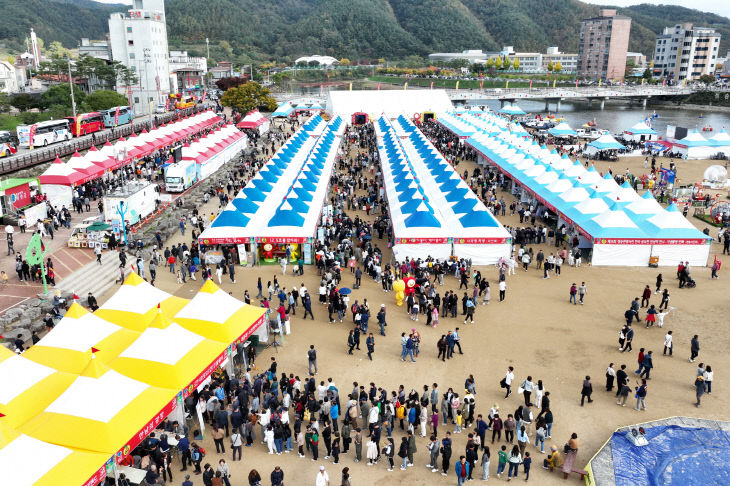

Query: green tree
left=494, top=57, right=503, bottom=70
left=485, top=57, right=494, bottom=69
left=220, top=82, right=278, bottom=113
left=40, top=84, right=85, bottom=111
left=10, top=94, right=39, bottom=111
left=46, top=41, right=71, bottom=59
left=642, top=68, right=652, bottom=79
left=37, top=58, right=68, bottom=78
left=698, top=74, right=715, bottom=85
left=0, top=93, right=10, bottom=113
left=554, top=62, right=562, bottom=72
left=547, top=60, right=554, bottom=72
left=339, top=58, right=351, bottom=66
left=377, top=58, right=386, bottom=65
left=503, top=57, right=512, bottom=70
left=81, top=90, right=128, bottom=111
left=513, top=58, right=520, bottom=71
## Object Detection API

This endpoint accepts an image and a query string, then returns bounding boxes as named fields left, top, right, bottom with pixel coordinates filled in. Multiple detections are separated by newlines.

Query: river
left=468, top=99, right=730, bottom=137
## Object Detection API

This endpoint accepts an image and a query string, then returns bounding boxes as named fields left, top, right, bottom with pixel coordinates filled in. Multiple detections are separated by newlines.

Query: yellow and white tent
left=0, top=351, right=76, bottom=429
left=0, top=425, right=108, bottom=486
left=22, top=303, right=139, bottom=374
left=20, top=358, right=175, bottom=454
left=174, top=279, right=266, bottom=344
left=95, top=273, right=188, bottom=330
left=110, top=311, right=229, bottom=390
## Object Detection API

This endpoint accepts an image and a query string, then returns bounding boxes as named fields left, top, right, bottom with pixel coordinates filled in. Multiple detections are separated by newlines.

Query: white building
left=542, top=47, right=579, bottom=73
left=294, top=55, right=339, bottom=66
left=79, top=38, right=112, bottom=61
left=653, top=23, right=722, bottom=82
left=0, top=61, right=19, bottom=94
left=428, top=50, right=488, bottom=64
left=109, top=0, right=170, bottom=115
left=169, top=50, right=207, bottom=96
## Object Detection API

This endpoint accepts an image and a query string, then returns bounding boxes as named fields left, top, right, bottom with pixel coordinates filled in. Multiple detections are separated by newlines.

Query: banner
left=6, top=183, right=31, bottom=209
left=165, top=96, right=170, bottom=111
left=377, top=82, right=381, bottom=90
left=505, top=81, right=509, bottom=89
left=349, top=82, right=352, bottom=91
left=575, top=78, right=578, bottom=88
left=598, top=79, right=602, bottom=87
left=28, top=124, right=37, bottom=150
left=430, top=81, right=434, bottom=90
left=404, top=82, right=408, bottom=90
left=202, top=90, right=207, bottom=104
left=529, top=79, right=533, bottom=89
left=479, top=80, right=483, bottom=90
left=553, top=79, right=556, bottom=88
left=455, top=81, right=459, bottom=90
left=76, top=114, right=83, bottom=136
left=114, top=106, right=120, bottom=127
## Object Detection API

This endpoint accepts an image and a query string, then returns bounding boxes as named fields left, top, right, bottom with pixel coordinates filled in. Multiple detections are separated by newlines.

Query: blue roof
left=251, top=178, right=273, bottom=192
left=284, top=197, right=309, bottom=213
left=268, top=210, right=305, bottom=227
left=211, top=210, right=250, bottom=228
left=445, top=188, right=469, bottom=202
left=293, top=187, right=313, bottom=202
left=404, top=211, right=441, bottom=228
left=460, top=211, right=499, bottom=228
left=242, top=187, right=266, bottom=202
left=452, top=198, right=478, bottom=214
left=232, top=198, right=260, bottom=213
left=401, top=198, right=428, bottom=214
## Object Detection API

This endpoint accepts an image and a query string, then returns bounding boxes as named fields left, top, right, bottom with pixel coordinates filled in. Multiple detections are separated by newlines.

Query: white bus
left=16, top=119, right=72, bottom=148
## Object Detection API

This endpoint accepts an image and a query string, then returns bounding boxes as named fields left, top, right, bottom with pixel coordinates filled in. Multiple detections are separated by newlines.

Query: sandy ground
left=93, top=138, right=730, bottom=486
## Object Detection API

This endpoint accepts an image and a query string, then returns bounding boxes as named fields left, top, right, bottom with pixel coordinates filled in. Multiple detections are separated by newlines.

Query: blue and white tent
left=623, top=121, right=658, bottom=142
left=548, top=122, right=577, bottom=138
left=498, top=104, right=526, bottom=116
left=586, top=134, right=625, bottom=154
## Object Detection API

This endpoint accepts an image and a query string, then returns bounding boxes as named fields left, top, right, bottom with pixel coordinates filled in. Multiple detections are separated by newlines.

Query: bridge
left=446, top=86, right=695, bottom=111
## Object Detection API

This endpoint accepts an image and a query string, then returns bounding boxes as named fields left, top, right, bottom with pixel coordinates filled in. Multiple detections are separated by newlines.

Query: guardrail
left=0, top=106, right=202, bottom=176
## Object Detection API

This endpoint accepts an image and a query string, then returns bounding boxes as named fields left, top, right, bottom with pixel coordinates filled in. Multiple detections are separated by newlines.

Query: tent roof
left=326, top=89, right=453, bottom=118
left=678, top=130, right=709, bottom=147
left=588, top=134, right=625, bottom=150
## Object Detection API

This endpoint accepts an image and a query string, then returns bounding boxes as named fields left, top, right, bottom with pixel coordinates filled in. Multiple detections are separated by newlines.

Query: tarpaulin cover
left=610, top=425, right=730, bottom=486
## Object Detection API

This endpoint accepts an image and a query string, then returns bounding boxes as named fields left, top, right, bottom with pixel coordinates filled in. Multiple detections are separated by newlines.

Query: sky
left=581, top=0, right=730, bottom=19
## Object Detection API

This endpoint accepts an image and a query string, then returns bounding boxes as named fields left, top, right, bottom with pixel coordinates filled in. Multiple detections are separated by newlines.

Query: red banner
left=202, top=91, right=207, bottom=104
left=377, top=82, right=381, bottom=90
left=6, top=182, right=31, bottom=209
left=479, top=80, right=484, bottom=90
left=430, top=81, right=434, bottom=90
left=529, top=80, right=533, bottom=89
left=114, top=397, right=178, bottom=464
left=114, top=107, right=120, bottom=127
left=165, top=96, right=170, bottom=111
left=201, top=237, right=251, bottom=245
left=76, top=114, right=83, bottom=136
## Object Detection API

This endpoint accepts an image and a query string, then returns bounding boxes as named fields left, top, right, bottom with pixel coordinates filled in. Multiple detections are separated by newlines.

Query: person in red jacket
left=641, top=285, right=652, bottom=308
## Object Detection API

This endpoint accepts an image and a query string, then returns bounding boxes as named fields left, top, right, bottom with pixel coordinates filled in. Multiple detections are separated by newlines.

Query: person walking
left=507, top=445, right=522, bottom=480
left=498, top=280, right=506, bottom=302
left=641, top=285, right=652, bottom=308
left=690, top=335, right=700, bottom=362
left=502, top=367, right=514, bottom=398
left=605, top=363, right=616, bottom=391
left=578, top=282, right=587, bottom=304
left=580, top=376, right=593, bottom=406
left=635, top=379, right=648, bottom=411
left=455, top=456, right=470, bottom=486
left=308, top=345, right=318, bottom=374
left=663, top=331, right=673, bottom=356
left=315, top=466, right=329, bottom=486
left=639, top=351, right=653, bottom=380
left=569, top=283, right=578, bottom=305
left=366, top=333, right=375, bottom=360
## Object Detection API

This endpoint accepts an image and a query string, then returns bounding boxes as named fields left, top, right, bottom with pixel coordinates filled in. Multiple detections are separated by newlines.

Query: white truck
left=165, top=159, right=198, bottom=192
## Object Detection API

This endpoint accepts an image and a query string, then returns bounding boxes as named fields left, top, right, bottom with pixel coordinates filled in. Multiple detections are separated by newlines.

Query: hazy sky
left=581, top=0, right=730, bottom=20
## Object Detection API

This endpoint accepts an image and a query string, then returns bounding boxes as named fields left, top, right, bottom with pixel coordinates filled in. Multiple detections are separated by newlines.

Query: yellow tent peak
left=148, top=310, right=174, bottom=329
left=0, top=345, right=15, bottom=362
left=199, top=278, right=220, bottom=294
left=123, top=272, right=145, bottom=286
left=64, top=302, right=89, bottom=319
left=80, top=352, right=111, bottom=378
left=0, top=420, right=20, bottom=448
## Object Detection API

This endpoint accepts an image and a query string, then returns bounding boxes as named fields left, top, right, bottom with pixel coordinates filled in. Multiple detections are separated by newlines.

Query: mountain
left=1, top=0, right=729, bottom=63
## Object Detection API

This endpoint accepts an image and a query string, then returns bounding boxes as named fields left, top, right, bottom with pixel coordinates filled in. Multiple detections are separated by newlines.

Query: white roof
left=100, top=281, right=175, bottom=313
left=646, top=210, right=696, bottom=229
left=625, top=197, right=663, bottom=215
left=592, top=210, right=639, bottom=228
left=175, top=288, right=245, bottom=324
left=34, top=311, right=121, bottom=352
left=574, top=197, right=609, bottom=215
left=119, top=323, right=204, bottom=366
left=0, top=434, right=73, bottom=486
left=326, top=89, right=453, bottom=118
left=0, top=355, right=54, bottom=403
left=46, top=369, right=149, bottom=422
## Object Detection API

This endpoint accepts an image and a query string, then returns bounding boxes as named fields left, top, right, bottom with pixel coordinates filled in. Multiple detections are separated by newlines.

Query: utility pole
left=67, top=57, right=77, bottom=119
left=206, top=37, right=210, bottom=60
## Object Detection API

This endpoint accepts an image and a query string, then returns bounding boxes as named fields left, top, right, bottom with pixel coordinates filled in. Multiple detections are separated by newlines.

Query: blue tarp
left=211, top=210, right=250, bottom=227
left=610, top=425, right=730, bottom=486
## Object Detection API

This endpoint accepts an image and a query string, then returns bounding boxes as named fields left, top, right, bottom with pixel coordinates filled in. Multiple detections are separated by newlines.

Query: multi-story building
left=542, top=47, right=579, bottom=73
left=108, top=0, right=170, bottom=115
left=578, top=9, right=632, bottom=80
left=428, top=50, right=489, bottom=64
left=79, top=38, right=112, bottom=61
left=626, top=52, right=647, bottom=68
left=0, top=61, right=19, bottom=94
left=652, top=23, right=722, bottom=82
left=169, top=50, right=208, bottom=96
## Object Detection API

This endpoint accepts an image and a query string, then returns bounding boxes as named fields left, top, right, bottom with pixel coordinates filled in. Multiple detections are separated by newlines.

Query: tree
left=547, top=60, right=554, bottom=72
left=220, top=82, right=278, bottom=113
left=698, top=74, right=715, bottom=85
left=339, top=58, right=351, bottom=66
left=45, top=41, right=71, bottom=60
left=513, top=58, right=520, bottom=71
left=308, top=60, right=320, bottom=67
left=494, top=57, right=503, bottom=70
left=485, top=57, right=494, bottom=69
left=0, top=93, right=12, bottom=112
left=81, top=90, right=129, bottom=111
left=10, top=94, right=39, bottom=111
left=642, top=68, right=652, bottom=80
left=40, top=84, right=85, bottom=111
left=377, top=58, right=386, bottom=65
left=215, top=77, right=247, bottom=91
left=554, top=62, right=562, bottom=72
left=503, top=57, right=512, bottom=70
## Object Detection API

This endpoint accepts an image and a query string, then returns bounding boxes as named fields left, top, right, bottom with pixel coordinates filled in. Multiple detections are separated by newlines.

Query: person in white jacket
left=264, top=425, right=275, bottom=454
left=366, top=436, right=379, bottom=465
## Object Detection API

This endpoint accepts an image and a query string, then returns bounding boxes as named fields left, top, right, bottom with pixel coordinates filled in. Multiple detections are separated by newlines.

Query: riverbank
left=649, top=101, right=730, bottom=114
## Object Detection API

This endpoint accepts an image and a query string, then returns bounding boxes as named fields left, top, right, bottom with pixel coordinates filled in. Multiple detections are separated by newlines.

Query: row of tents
left=0, top=275, right=266, bottom=486
left=377, top=115, right=511, bottom=264
left=438, top=111, right=711, bottom=266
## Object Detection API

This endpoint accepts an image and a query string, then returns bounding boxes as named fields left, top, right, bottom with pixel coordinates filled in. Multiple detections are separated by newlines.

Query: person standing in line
left=605, top=363, right=616, bottom=392
left=480, top=447, right=490, bottom=481
left=580, top=376, right=593, bottom=406
left=441, top=432, right=453, bottom=477
left=315, top=466, right=329, bottom=486
left=690, top=335, right=700, bottom=362
left=578, top=282, right=587, bottom=304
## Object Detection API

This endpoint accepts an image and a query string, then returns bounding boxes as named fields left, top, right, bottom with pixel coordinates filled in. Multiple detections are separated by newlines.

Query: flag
left=76, top=114, right=83, bottom=136
left=114, top=106, right=120, bottom=127
left=377, top=82, right=381, bottom=90
left=91, top=347, right=100, bottom=354
left=529, top=79, right=533, bottom=89
left=73, top=291, right=79, bottom=300
left=430, top=81, right=433, bottom=90
left=598, top=79, right=602, bottom=87
left=479, top=80, right=483, bottom=90
left=553, top=79, right=556, bottom=89
left=505, top=81, right=509, bottom=90
left=349, top=82, right=352, bottom=91
left=157, top=303, right=161, bottom=310
left=455, top=81, right=459, bottom=90
left=576, top=78, right=578, bottom=88
left=662, top=78, right=666, bottom=87
left=404, top=82, right=408, bottom=90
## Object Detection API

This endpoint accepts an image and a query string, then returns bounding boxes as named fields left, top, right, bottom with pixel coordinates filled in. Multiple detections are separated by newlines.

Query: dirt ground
left=95, top=136, right=730, bottom=486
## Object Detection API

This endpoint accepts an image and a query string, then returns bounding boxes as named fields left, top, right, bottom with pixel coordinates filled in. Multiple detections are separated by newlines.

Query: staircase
left=54, top=250, right=132, bottom=300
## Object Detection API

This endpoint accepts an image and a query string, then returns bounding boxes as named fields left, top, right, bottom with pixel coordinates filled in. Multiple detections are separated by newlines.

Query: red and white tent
left=237, top=110, right=270, bottom=135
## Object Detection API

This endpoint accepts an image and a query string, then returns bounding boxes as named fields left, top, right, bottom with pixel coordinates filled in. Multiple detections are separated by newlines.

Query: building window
left=134, top=97, right=139, bottom=103
left=129, top=53, right=135, bottom=59
left=126, top=27, right=132, bottom=33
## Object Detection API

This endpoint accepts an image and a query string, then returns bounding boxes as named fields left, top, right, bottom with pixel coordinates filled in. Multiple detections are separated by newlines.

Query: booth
left=352, top=112, right=369, bottom=126
left=622, top=121, right=658, bottom=142
left=237, top=110, right=270, bottom=135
